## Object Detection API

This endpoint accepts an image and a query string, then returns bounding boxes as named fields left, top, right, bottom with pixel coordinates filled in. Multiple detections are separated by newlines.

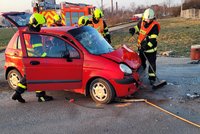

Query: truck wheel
left=7, top=69, right=22, bottom=90
left=90, top=78, right=115, bottom=104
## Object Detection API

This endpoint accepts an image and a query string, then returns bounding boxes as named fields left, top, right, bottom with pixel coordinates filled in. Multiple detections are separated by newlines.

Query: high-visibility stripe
left=145, top=47, right=157, bottom=53
left=96, top=26, right=101, bottom=32
left=134, top=25, right=139, bottom=33
left=138, top=39, right=141, bottom=44
left=147, top=42, right=153, bottom=47
left=139, top=29, right=146, bottom=35
left=40, top=97, right=45, bottom=102
left=36, top=91, right=42, bottom=93
left=149, top=34, right=158, bottom=39
left=41, top=10, right=57, bottom=27
left=17, top=83, right=26, bottom=89
left=138, top=21, right=160, bottom=46
left=104, top=31, right=109, bottom=35
left=32, top=43, right=42, bottom=48
left=41, top=52, right=47, bottom=57
left=104, top=27, right=108, bottom=30
left=149, top=73, right=156, bottom=77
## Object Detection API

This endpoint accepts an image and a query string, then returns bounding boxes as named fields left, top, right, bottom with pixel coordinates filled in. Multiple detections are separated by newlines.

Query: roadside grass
left=1, top=17, right=200, bottom=57
left=111, top=17, right=200, bottom=57
left=0, top=28, right=16, bottom=50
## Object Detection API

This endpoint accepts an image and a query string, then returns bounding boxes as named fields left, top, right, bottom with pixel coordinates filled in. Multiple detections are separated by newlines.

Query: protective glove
left=138, top=47, right=144, bottom=53
left=104, top=34, right=111, bottom=44
left=140, top=40, right=147, bottom=51
left=129, top=27, right=135, bottom=35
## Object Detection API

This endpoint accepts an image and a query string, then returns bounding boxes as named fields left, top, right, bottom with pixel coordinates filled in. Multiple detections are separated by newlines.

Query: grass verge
left=1, top=17, right=200, bottom=57
left=111, top=17, right=200, bottom=57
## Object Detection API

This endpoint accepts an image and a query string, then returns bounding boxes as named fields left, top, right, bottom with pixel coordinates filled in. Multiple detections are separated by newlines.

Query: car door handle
left=30, top=61, right=40, bottom=65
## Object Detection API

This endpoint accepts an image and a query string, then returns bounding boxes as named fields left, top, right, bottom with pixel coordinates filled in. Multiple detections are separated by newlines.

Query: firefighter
left=78, top=16, right=92, bottom=27
left=12, top=13, right=53, bottom=103
left=129, top=8, right=160, bottom=85
left=90, top=8, right=111, bottom=44
left=50, top=14, right=64, bottom=27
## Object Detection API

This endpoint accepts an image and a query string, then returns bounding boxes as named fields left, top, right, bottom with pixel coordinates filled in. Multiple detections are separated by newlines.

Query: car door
left=22, top=33, right=83, bottom=91
left=2, top=12, right=83, bottom=91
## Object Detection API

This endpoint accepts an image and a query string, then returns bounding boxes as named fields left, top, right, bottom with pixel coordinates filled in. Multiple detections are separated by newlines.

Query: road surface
left=0, top=50, right=200, bottom=133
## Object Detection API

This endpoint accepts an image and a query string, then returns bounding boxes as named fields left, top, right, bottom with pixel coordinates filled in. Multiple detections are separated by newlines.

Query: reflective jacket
left=134, top=20, right=160, bottom=53
left=91, top=18, right=104, bottom=35
left=90, top=18, right=111, bottom=43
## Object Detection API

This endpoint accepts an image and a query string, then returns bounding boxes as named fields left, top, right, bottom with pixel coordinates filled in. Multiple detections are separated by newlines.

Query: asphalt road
left=0, top=51, right=200, bottom=134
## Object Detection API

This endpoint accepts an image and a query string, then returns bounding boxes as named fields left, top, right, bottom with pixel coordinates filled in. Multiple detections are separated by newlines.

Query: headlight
left=119, top=64, right=132, bottom=75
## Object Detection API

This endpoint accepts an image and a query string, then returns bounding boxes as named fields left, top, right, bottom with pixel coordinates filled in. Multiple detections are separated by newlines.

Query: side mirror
left=62, top=51, right=72, bottom=62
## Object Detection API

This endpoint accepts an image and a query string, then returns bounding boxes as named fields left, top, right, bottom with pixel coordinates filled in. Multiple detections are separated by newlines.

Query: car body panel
left=4, top=31, right=25, bottom=78
left=3, top=12, right=141, bottom=99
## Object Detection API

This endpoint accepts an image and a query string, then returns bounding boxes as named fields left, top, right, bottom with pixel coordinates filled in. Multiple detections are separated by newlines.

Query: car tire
left=90, top=78, right=115, bottom=104
left=7, top=69, right=22, bottom=90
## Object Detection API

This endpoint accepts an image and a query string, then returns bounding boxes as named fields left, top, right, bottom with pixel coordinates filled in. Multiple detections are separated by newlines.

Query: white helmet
left=143, top=8, right=155, bottom=20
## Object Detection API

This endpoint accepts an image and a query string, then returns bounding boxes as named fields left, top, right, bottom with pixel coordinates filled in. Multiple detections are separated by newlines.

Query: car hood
left=101, top=45, right=141, bottom=69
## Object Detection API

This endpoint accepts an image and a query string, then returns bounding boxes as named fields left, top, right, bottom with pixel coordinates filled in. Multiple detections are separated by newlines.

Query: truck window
left=72, top=12, right=78, bottom=25
left=65, top=12, right=70, bottom=26
left=79, top=12, right=84, bottom=18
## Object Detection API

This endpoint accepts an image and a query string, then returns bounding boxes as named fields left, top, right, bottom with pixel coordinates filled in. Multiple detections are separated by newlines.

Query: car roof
left=41, top=26, right=76, bottom=34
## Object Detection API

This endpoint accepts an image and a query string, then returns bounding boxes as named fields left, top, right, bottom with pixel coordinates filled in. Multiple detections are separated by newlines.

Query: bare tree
left=130, top=2, right=136, bottom=13
left=166, top=0, right=172, bottom=8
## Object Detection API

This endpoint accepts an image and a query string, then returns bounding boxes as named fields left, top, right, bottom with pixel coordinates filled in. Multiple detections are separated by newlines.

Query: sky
left=0, top=0, right=182, bottom=12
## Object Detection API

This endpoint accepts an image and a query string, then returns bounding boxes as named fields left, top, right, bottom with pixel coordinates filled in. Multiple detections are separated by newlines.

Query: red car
left=3, top=12, right=141, bottom=104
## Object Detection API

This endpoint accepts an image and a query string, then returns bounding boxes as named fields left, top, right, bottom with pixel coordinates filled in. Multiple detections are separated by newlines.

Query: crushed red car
left=2, top=12, right=141, bottom=104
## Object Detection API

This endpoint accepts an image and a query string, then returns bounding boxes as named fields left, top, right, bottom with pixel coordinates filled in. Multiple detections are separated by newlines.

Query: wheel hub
left=9, top=73, right=19, bottom=88
left=92, top=82, right=107, bottom=101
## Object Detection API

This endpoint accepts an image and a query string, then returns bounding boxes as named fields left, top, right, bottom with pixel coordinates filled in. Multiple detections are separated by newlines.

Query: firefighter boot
left=149, top=79, right=156, bottom=85
left=12, top=92, right=25, bottom=103
left=36, top=91, right=53, bottom=102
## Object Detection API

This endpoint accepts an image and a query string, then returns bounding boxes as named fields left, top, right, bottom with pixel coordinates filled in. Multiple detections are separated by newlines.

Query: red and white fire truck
left=32, top=0, right=95, bottom=26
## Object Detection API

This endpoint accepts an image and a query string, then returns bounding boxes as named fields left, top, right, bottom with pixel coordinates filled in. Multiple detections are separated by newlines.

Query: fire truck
left=32, top=0, right=95, bottom=26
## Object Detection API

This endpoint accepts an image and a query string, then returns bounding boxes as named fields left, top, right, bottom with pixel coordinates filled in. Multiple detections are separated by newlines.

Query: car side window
left=24, top=33, right=45, bottom=57
left=23, top=33, right=80, bottom=58
left=11, top=36, right=20, bottom=50
left=17, top=36, right=21, bottom=49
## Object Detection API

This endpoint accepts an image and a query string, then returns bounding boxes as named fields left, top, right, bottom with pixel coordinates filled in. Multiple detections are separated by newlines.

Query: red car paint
left=3, top=12, right=141, bottom=103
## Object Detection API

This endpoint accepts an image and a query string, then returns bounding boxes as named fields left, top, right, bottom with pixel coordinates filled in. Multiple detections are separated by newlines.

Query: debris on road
left=159, top=51, right=175, bottom=57
left=189, top=60, right=200, bottom=64
left=186, top=93, right=200, bottom=99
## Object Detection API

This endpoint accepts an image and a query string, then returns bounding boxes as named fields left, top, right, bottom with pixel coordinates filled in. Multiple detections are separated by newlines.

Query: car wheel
left=90, top=78, right=115, bottom=104
left=7, top=69, right=22, bottom=90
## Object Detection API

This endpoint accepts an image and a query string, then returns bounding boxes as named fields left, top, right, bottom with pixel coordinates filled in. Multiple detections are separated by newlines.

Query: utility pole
left=101, top=0, right=103, bottom=11
left=181, top=0, right=184, bottom=17
left=116, top=2, right=118, bottom=12
left=111, top=0, right=113, bottom=13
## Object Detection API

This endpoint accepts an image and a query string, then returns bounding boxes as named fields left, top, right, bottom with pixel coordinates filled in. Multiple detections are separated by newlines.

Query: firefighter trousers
left=139, top=51, right=157, bottom=81
left=16, top=76, right=45, bottom=97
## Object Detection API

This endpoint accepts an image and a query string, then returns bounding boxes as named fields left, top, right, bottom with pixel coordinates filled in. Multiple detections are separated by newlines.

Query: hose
left=117, top=98, right=200, bottom=128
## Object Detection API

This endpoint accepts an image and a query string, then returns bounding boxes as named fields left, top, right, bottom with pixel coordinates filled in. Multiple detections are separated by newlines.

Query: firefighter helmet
left=29, top=13, right=46, bottom=27
left=53, top=14, right=61, bottom=22
left=78, top=16, right=89, bottom=26
left=143, top=8, right=155, bottom=20
left=93, top=8, right=103, bottom=19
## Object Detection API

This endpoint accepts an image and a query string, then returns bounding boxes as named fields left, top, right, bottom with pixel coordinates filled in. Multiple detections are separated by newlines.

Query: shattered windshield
left=7, top=12, right=31, bottom=27
left=68, top=26, right=114, bottom=55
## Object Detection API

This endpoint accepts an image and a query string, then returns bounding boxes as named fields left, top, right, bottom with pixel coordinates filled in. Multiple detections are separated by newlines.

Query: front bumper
left=113, top=75, right=140, bottom=97
left=115, top=77, right=138, bottom=85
